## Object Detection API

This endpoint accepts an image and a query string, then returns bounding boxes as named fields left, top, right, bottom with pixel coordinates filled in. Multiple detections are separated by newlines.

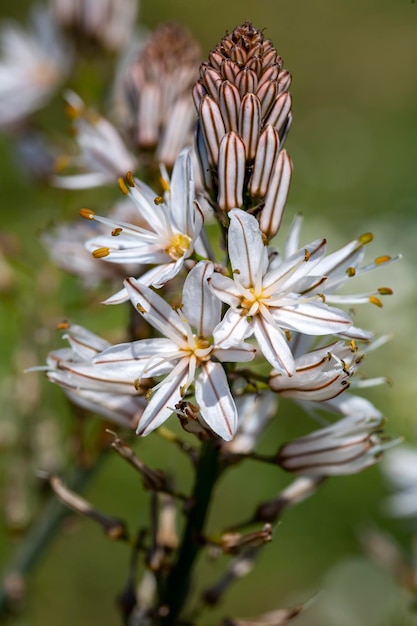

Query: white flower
left=81, top=148, right=205, bottom=299
left=51, top=0, right=138, bottom=52
left=121, top=261, right=256, bottom=440
left=210, top=209, right=352, bottom=375
left=282, top=213, right=399, bottom=340
left=42, top=198, right=141, bottom=286
left=269, top=340, right=362, bottom=402
left=51, top=91, right=137, bottom=189
left=0, top=7, right=71, bottom=128
left=221, top=393, right=278, bottom=455
left=40, top=324, right=148, bottom=429
left=382, top=447, right=417, bottom=517
left=278, top=413, right=394, bottom=476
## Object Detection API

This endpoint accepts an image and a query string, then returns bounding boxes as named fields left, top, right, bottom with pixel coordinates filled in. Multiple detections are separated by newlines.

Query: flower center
left=165, top=233, right=192, bottom=260
left=240, top=287, right=268, bottom=316
left=190, top=337, right=212, bottom=362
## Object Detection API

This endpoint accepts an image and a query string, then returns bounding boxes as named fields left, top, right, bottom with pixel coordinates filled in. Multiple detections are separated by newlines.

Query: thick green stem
left=160, top=440, right=220, bottom=625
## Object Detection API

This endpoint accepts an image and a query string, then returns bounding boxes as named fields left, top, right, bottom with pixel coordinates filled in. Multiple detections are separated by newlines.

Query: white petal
left=253, top=314, right=295, bottom=374
left=271, top=301, right=352, bottom=335
left=124, top=277, right=186, bottom=346
left=228, top=209, right=267, bottom=288
left=209, top=273, right=241, bottom=307
left=182, top=261, right=220, bottom=336
left=212, top=308, right=253, bottom=349
left=169, top=148, right=194, bottom=234
left=195, top=362, right=237, bottom=441
left=137, top=360, right=190, bottom=436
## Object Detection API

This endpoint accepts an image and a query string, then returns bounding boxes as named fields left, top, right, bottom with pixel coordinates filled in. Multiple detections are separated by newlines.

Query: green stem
left=0, top=454, right=107, bottom=617
left=160, top=440, right=220, bottom=625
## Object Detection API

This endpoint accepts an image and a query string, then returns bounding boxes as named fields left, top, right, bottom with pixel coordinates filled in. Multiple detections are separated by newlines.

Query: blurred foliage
left=1, top=0, right=417, bottom=624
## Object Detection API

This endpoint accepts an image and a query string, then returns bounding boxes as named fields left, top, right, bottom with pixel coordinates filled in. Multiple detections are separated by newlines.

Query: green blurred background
left=1, top=0, right=417, bottom=624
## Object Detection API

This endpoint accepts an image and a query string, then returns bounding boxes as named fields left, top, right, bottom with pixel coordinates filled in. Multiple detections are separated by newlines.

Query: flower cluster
left=35, top=21, right=398, bottom=474
left=1, top=7, right=402, bottom=623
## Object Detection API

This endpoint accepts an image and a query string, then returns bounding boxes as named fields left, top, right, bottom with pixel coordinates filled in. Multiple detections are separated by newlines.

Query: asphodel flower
left=38, top=323, right=152, bottom=429
left=119, top=261, right=256, bottom=440
left=42, top=197, right=142, bottom=286
left=269, top=341, right=363, bottom=401
left=194, top=21, right=292, bottom=237
left=210, top=209, right=353, bottom=374
left=81, top=148, right=205, bottom=300
left=116, top=22, right=201, bottom=166
left=277, top=413, right=395, bottom=476
left=52, top=91, right=137, bottom=189
left=382, top=446, right=417, bottom=517
left=0, top=7, right=71, bottom=129
left=51, top=0, right=138, bottom=52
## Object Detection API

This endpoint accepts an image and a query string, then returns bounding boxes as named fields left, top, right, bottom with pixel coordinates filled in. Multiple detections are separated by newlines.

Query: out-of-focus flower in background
left=50, top=0, right=138, bottom=52
left=0, top=6, right=72, bottom=130
left=114, top=21, right=201, bottom=167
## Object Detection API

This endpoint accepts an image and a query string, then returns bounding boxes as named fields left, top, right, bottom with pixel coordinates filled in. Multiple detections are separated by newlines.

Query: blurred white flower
left=114, top=21, right=200, bottom=166
left=0, top=7, right=71, bottom=129
left=278, top=412, right=395, bottom=476
left=52, top=91, right=137, bottom=189
left=382, top=446, right=417, bottom=517
left=42, top=198, right=142, bottom=286
left=38, top=324, right=151, bottom=429
left=51, top=0, right=138, bottom=52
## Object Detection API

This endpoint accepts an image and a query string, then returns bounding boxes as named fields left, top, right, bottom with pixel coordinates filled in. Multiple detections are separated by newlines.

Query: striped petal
left=195, top=362, right=237, bottom=441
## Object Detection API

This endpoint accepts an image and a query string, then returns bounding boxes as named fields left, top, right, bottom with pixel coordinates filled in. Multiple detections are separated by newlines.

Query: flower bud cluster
left=194, top=22, right=292, bottom=238
left=119, top=22, right=201, bottom=166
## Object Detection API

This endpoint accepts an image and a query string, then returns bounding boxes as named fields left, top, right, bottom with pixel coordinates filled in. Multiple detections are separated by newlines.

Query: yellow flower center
left=165, top=233, right=192, bottom=260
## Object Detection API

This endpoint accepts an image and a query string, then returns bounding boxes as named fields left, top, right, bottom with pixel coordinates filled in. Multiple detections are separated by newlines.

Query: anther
left=154, top=196, right=164, bottom=205
left=359, top=232, right=374, bottom=244
left=369, top=296, right=383, bottom=308
left=346, top=267, right=356, bottom=277
left=349, top=340, right=357, bottom=353
left=378, top=287, right=393, bottom=295
left=136, top=304, right=146, bottom=314
left=125, top=171, right=135, bottom=187
left=56, top=321, right=70, bottom=330
left=112, top=228, right=123, bottom=236
left=92, top=247, right=110, bottom=258
left=375, top=255, right=391, bottom=265
left=80, top=208, right=95, bottom=220
left=118, top=177, right=129, bottom=195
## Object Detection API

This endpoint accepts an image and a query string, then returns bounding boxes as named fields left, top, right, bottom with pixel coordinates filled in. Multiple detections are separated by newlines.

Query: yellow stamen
left=369, top=296, right=383, bottom=307
left=359, top=232, right=373, bottom=244
left=118, top=177, right=129, bottom=195
left=350, top=340, right=357, bottom=353
left=160, top=176, right=170, bottom=193
left=304, top=249, right=311, bottom=262
left=346, top=267, right=356, bottom=277
left=378, top=287, right=393, bottom=295
left=154, top=196, right=164, bottom=205
left=375, top=255, right=391, bottom=264
left=92, top=247, right=110, bottom=258
left=125, top=171, right=135, bottom=187
left=136, top=304, right=146, bottom=314
left=56, top=321, right=70, bottom=330
left=112, top=228, right=123, bottom=236
left=165, top=233, right=192, bottom=260
left=65, top=103, right=80, bottom=118
left=285, top=329, right=292, bottom=342
left=80, top=208, right=95, bottom=220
